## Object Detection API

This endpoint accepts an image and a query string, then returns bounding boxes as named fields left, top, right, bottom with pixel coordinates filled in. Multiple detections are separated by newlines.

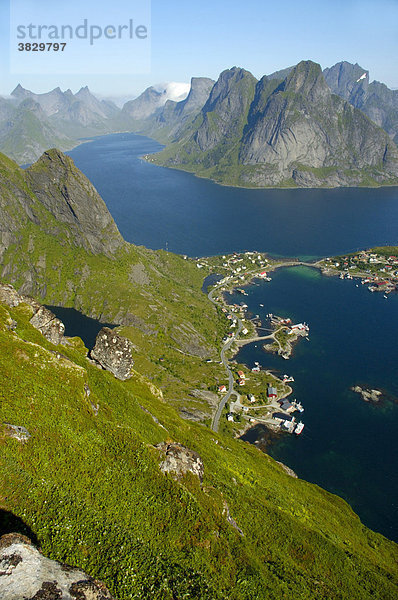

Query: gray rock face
left=26, top=150, right=124, bottom=256
left=323, top=61, right=369, bottom=104
left=29, top=306, right=66, bottom=345
left=0, top=284, right=25, bottom=308
left=175, top=77, right=215, bottom=118
left=0, top=283, right=65, bottom=345
left=90, top=327, right=134, bottom=380
left=239, top=61, right=398, bottom=186
left=0, top=533, right=116, bottom=599
left=156, top=443, right=204, bottom=482
left=194, top=67, right=257, bottom=152
left=324, top=61, right=398, bottom=144
left=157, top=60, right=398, bottom=187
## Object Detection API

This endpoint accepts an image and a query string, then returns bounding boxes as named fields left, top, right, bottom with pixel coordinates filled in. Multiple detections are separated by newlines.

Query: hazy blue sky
left=1, top=0, right=397, bottom=98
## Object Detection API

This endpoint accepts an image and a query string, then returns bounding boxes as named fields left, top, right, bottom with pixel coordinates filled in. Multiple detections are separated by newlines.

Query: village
left=221, top=365, right=305, bottom=436
left=201, top=250, right=308, bottom=437
left=319, top=249, right=398, bottom=296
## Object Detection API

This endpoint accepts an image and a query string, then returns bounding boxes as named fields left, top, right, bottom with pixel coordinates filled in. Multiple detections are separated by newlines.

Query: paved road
left=208, top=285, right=243, bottom=432
left=207, top=259, right=319, bottom=432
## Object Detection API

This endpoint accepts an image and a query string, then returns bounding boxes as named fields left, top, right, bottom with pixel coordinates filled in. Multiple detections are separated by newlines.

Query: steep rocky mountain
left=0, top=148, right=226, bottom=406
left=135, top=76, right=216, bottom=142
left=0, top=150, right=397, bottom=598
left=152, top=61, right=398, bottom=188
left=122, top=82, right=190, bottom=122
left=0, top=85, right=134, bottom=163
left=323, top=61, right=398, bottom=144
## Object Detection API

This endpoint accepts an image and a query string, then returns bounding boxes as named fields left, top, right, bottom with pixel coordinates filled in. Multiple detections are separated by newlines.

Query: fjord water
left=68, top=133, right=398, bottom=258
left=68, top=134, right=398, bottom=540
left=234, top=267, right=398, bottom=542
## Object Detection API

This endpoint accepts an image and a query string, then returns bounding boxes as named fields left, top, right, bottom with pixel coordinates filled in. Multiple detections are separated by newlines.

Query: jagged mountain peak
left=323, top=61, right=369, bottom=96
left=11, top=84, right=30, bottom=98
left=25, top=149, right=124, bottom=255
left=283, top=60, right=329, bottom=101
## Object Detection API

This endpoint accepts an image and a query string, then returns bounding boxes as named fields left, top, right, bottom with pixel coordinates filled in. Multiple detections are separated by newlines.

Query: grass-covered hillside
left=0, top=149, right=397, bottom=598
left=1, top=294, right=397, bottom=600
left=0, top=149, right=231, bottom=419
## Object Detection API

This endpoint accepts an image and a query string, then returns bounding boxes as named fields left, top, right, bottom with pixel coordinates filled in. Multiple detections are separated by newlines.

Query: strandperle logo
left=16, top=19, right=148, bottom=46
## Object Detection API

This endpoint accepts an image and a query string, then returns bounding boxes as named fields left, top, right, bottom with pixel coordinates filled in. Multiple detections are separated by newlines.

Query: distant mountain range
left=1, top=61, right=398, bottom=187
left=0, top=82, right=189, bottom=164
left=323, top=61, right=398, bottom=145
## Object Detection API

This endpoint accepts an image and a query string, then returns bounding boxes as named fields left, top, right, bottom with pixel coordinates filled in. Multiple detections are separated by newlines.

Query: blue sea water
left=68, top=133, right=398, bottom=259
left=232, top=266, right=398, bottom=542
left=68, top=134, right=398, bottom=540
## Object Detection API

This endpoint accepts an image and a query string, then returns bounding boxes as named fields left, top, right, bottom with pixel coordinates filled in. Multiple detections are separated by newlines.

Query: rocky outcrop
left=90, top=327, right=135, bottom=381
left=156, top=443, right=204, bottom=482
left=0, top=284, right=25, bottom=308
left=351, top=386, right=382, bottom=403
left=0, top=533, right=116, bottom=599
left=29, top=306, right=65, bottom=345
left=3, top=424, right=31, bottom=442
left=0, top=283, right=66, bottom=345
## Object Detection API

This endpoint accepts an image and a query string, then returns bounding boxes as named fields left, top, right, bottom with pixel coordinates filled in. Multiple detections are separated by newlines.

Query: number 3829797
left=18, top=43, right=67, bottom=51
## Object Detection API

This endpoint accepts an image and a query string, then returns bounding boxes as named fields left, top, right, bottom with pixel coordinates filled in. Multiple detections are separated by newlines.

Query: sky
left=0, top=0, right=397, bottom=99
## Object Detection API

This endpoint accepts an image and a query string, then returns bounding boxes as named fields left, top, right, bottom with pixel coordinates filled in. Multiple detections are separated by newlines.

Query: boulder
left=0, top=284, right=24, bottom=308
left=156, top=443, right=204, bottom=482
left=3, top=424, right=31, bottom=442
left=0, top=533, right=116, bottom=599
left=29, top=306, right=65, bottom=345
left=90, top=327, right=134, bottom=381
left=0, top=283, right=65, bottom=345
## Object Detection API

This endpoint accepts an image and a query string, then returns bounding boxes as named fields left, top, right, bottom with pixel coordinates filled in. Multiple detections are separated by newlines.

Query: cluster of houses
left=323, top=252, right=398, bottom=293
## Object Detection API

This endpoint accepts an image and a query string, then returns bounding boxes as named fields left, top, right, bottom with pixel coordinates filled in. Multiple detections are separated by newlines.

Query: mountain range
left=1, top=60, right=398, bottom=187
left=0, top=82, right=190, bottom=164
left=149, top=61, right=398, bottom=188
left=0, top=148, right=397, bottom=598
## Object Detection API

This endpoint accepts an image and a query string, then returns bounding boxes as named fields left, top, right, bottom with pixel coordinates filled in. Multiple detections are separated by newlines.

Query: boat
left=292, top=400, right=304, bottom=412
left=295, top=422, right=305, bottom=435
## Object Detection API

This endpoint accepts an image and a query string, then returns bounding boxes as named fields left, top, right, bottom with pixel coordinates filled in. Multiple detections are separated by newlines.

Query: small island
left=351, top=386, right=382, bottom=403
left=263, top=315, right=309, bottom=359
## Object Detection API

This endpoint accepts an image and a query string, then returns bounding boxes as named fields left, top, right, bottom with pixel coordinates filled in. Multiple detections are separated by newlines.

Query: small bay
left=232, top=266, right=398, bottom=541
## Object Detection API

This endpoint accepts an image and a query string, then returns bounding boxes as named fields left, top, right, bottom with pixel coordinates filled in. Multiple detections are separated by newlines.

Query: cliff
left=152, top=61, right=398, bottom=188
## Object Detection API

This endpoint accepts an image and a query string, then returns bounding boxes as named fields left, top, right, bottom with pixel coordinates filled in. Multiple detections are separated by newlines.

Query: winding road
left=208, top=285, right=244, bottom=432
left=207, top=259, right=320, bottom=432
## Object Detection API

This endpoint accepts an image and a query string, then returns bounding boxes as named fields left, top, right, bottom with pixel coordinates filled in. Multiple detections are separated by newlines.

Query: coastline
left=144, top=154, right=398, bottom=191
left=205, top=254, right=309, bottom=437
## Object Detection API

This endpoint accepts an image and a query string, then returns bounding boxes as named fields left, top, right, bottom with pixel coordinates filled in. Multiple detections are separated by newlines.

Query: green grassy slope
left=0, top=150, right=397, bottom=598
left=0, top=300, right=397, bottom=599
